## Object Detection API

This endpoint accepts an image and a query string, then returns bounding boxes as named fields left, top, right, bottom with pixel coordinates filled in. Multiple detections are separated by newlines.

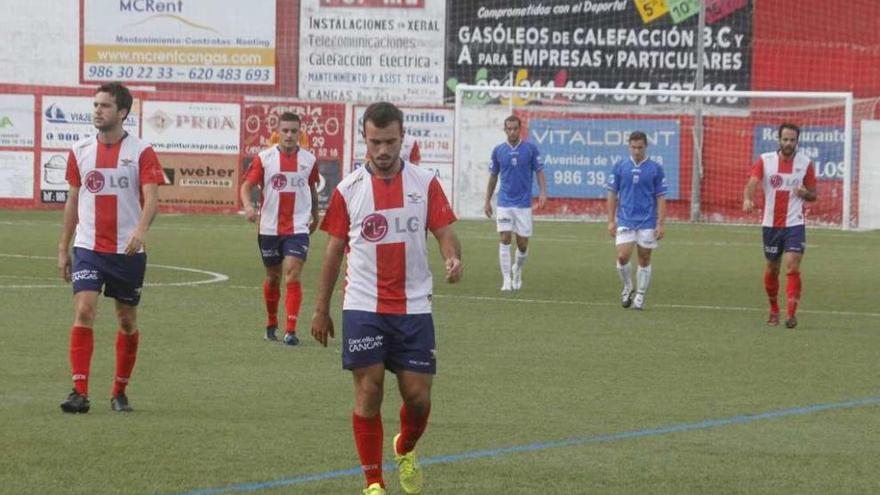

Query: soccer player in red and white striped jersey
left=241, top=112, right=319, bottom=345
left=311, top=102, right=462, bottom=495
left=57, top=82, right=165, bottom=413
left=743, top=123, right=817, bottom=328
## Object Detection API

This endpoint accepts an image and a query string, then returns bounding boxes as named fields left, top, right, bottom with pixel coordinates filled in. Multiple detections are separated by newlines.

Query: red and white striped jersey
left=245, top=146, right=319, bottom=236
left=66, top=134, right=165, bottom=254
left=321, top=163, right=456, bottom=315
left=750, top=151, right=816, bottom=228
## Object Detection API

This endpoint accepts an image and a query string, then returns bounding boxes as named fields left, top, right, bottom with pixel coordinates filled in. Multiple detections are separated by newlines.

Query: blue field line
left=165, top=396, right=880, bottom=495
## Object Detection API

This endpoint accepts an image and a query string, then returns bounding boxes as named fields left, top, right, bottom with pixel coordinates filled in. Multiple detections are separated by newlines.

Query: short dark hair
left=628, top=131, right=648, bottom=145
left=362, top=102, right=403, bottom=133
left=504, top=115, right=521, bottom=126
left=96, top=82, right=133, bottom=120
left=778, top=122, right=800, bottom=139
left=279, top=112, right=301, bottom=124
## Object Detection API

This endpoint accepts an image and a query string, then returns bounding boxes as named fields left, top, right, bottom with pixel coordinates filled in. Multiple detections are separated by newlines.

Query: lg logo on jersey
left=84, top=170, right=130, bottom=193
left=770, top=174, right=801, bottom=190
left=361, top=213, right=421, bottom=243
left=269, top=173, right=307, bottom=191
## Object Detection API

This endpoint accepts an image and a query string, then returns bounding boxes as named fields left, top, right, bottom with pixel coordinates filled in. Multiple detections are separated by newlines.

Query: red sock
left=69, top=326, right=94, bottom=396
left=112, top=330, right=140, bottom=396
left=352, top=412, right=384, bottom=488
left=786, top=271, right=802, bottom=318
left=285, top=281, right=302, bottom=332
left=263, top=281, right=280, bottom=328
left=396, top=404, right=430, bottom=455
left=764, top=269, right=780, bottom=314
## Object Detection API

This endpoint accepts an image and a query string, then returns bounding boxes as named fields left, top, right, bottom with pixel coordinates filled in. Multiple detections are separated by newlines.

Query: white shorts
left=615, top=227, right=658, bottom=249
left=496, top=207, right=533, bottom=237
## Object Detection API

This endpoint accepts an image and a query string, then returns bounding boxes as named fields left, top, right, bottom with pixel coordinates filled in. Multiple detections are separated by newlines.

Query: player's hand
left=244, top=205, right=258, bottom=223
left=743, top=199, right=755, bottom=213
left=58, top=250, right=72, bottom=283
left=310, top=310, right=335, bottom=347
left=537, top=193, right=547, bottom=209
left=656, top=224, right=665, bottom=241
left=124, top=229, right=146, bottom=255
left=445, top=257, right=462, bottom=283
left=607, top=220, right=617, bottom=238
left=483, top=202, right=493, bottom=219
left=794, top=186, right=809, bottom=199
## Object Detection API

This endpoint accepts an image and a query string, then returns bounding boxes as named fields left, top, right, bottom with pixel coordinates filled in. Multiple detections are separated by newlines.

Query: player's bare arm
left=536, top=169, right=547, bottom=209
left=58, top=186, right=80, bottom=283
left=240, top=180, right=258, bottom=222
left=743, top=176, right=760, bottom=212
left=606, top=190, right=618, bottom=237
left=795, top=185, right=817, bottom=202
left=656, top=196, right=667, bottom=240
left=125, top=183, right=158, bottom=255
left=484, top=174, right=498, bottom=218
left=310, top=234, right=346, bottom=347
left=309, top=183, right=320, bottom=233
left=432, top=225, right=463, bottom=283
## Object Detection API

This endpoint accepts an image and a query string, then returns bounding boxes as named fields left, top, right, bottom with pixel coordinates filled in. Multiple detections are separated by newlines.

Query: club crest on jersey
left=361, top=213, right=389, bottom=242
left=84, top=170, right=106, bottom=193
left=270, top=173, right=287, bottom=190
left=407, top=191, right=424, bottom=204
left=769, top=174, right=783, bottom=189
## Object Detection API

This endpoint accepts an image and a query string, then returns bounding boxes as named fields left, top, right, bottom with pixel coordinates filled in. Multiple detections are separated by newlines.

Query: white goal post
left=453, top=84, right=856, bottom=229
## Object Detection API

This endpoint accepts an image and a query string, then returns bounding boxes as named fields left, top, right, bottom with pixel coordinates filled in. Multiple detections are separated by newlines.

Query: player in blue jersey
left=606, top=131, right=668, bottom=310
left=483, top=115, right=547, bottom=291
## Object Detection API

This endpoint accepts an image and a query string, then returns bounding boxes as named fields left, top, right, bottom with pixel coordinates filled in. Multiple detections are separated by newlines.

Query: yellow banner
left=634, top=0, right=669, bottom=23
left=83, top=45, right=275, bottom=67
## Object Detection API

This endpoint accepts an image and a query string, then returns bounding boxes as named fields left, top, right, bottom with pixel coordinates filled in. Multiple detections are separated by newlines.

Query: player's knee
left=355, top=388, right=384, bottom=415
left=74, top=306, right=97, bottom=326
left=266, top=272, right=281, bottom=286
left=402, top=393, right=431, bottom=415
left=116, top=310, right=137, bottom=332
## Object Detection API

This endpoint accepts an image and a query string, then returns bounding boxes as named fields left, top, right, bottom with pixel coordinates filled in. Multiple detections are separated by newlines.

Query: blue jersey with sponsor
left=606, top=157, right=668, bottom=229
left=490, top=140, right=543, bottom=208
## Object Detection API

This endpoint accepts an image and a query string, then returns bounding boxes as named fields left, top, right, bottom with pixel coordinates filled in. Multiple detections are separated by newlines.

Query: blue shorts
left=762, top=225, right=806, bottom=261
left=71, top=247, right=146, bottom=306
left=342, top=310, right=436, bottom=375
left=258, top=234, right=310, bottom=267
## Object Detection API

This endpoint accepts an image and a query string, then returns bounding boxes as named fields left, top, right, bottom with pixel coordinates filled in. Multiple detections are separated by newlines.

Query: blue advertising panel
left=529, top=119, right=680, bottom=199
left=752, top=125, right=845, bottom=180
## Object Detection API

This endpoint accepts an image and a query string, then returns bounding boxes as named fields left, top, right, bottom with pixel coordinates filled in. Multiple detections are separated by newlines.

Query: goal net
left=454, top=84, right=870, bottom=229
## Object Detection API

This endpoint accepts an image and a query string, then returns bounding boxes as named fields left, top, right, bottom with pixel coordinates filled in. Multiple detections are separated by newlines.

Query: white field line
left=0, top=253, right=228, bottom=288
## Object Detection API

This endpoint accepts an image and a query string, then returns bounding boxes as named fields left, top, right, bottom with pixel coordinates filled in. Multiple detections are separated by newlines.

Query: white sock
left=637, top=265, right=652, bottom=294
left=617, top=261, right=632, bottom=291
left=515, top=249, right=528, bottom=270
left=499, top=243, right=511, bottom=280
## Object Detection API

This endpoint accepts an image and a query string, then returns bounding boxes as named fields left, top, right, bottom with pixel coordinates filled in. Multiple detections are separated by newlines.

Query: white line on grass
left=0, top=253, right=229, bottom=288
left=182, top=284, right=880, bottom=319
left=4, top=254, right=876, bottom=319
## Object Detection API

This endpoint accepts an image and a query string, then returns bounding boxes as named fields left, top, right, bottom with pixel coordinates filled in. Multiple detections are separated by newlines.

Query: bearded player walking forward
left=241, top=112, right=320, bottom=345
left=58, top=82, right=165, bottom=413
left=311, top=102, right=462, bottom=495
left=606, top=131, right=667, bottom=310
left=743, top=123, right=817, bottom=328
left=483, top=115, right=547, bottom=291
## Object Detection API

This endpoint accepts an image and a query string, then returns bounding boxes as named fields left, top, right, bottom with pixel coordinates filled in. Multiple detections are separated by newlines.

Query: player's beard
left=779, top=144, right=796, bottom=158
left=94, top=117, right=118, bottom=133
left=371, top=155, right=399, bottom=175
